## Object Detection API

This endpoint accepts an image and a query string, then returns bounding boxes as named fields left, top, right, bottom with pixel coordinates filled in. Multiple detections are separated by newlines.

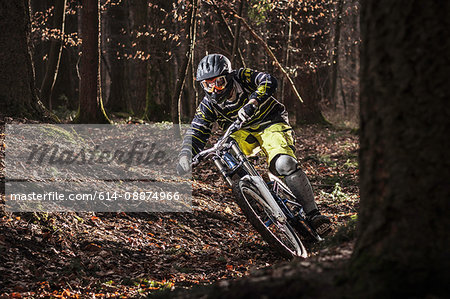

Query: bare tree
left=231, top=0, right=245, bottom=65
left=171, top=0, right=199, bottom=137
left=329, top=0, right=344, bottom=109
left=75, top=0, right=109, bottom=123
left=128, top=0, right=148, bottom=114
left=40, top=0, right=67, bottom=111
left=105, top=0, right=132, bottom=114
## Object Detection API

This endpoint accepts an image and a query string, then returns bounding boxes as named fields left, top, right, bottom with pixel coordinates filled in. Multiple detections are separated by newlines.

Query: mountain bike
left=192, top=120, right=322, bottom=258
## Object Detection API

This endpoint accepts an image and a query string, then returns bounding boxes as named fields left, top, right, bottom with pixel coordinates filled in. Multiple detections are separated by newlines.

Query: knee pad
left=273, top=154, right=298, bottom=176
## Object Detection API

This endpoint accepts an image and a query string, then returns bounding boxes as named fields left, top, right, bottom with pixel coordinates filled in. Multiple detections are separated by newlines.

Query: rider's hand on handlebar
left=176, top=155, right=191, bottom=175
left=238, top=102, right=258, bottom=123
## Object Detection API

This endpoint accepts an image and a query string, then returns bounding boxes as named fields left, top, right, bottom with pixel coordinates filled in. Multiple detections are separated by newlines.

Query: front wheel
left=233, top=181, right=307, bottom=258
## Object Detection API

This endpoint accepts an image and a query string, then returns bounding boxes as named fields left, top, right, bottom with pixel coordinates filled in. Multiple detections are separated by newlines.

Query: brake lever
left=191, top=120, right=243, bottom=169
left=191, top=156, right=201, bottom=168
left=235, top=119, right=244, bottom=130
left=229, top=119, right=243, bottom=134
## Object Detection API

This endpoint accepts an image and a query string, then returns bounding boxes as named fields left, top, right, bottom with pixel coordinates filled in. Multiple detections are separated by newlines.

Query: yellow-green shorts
left=230, top=122, right=297, bottom=166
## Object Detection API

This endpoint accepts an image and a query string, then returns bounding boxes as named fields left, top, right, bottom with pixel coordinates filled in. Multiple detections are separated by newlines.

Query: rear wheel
left=233, top=181, right=307, bottom=258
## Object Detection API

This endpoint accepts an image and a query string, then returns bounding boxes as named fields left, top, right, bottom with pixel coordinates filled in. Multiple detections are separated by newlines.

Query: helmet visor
left=200, top=75, right=228, bottom=93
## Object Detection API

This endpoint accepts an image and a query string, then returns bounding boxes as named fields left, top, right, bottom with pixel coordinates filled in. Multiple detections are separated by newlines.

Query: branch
left=233, top=13, right=303, bottom=103
left=231, top=0, right=245, bottom=65
left=205, top=1, right=246, bottom=68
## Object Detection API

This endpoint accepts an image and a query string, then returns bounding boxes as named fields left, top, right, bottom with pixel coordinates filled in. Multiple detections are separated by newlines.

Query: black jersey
left=180, top=68, right=289, bottom=157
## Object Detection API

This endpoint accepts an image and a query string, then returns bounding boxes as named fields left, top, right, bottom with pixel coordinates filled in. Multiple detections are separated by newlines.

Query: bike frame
left=193, top=120, right=288, bottom=223
left=192, top=120, right=322, bottom=242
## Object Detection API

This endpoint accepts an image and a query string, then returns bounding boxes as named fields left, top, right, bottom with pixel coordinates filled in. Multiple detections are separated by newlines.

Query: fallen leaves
left=0, top=123, right=359, bottom=297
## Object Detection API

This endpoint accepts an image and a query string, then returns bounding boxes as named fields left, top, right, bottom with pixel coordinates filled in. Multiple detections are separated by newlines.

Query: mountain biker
left=176, top=54, right=332, bottom=236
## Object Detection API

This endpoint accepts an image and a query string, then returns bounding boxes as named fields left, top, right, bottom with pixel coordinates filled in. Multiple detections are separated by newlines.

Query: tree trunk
left=0, top=0, right=43, bottom=118
left=190, top=0, right=199, bottom=115
left=105, top=0, right=132, bottom=114
left=330, top=0, right=344, bottom=108
left=234, top=13, right=303, bottom=105
left=280, top=10, right=292, bottom=104
left=207, top=1, right=246, bottom=68
left=75, top=0, right=109, bottom=123
left=171, top=0, right=198, bottom=137
left=31, top=0, right=49, bottom=90
left=351, top=1, right=449, bottom=297
left=295, top=69, right=328, bottom=125
left=128, top=0, right=148, bottom=115
left=40, top=0, right=67, bottom=111
left=231, top=0, right=245, bottom=65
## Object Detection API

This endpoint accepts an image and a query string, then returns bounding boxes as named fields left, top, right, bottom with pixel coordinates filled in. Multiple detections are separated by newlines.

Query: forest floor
left=0, top=117, right=359, bottom=298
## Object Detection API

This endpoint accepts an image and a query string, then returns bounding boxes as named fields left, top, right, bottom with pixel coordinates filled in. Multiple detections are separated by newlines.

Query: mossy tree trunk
left=351, top=1, right=449, bottom=297
left=75, top=0, right=110, bottom=124
left=0, top=0, right=43, bottom=118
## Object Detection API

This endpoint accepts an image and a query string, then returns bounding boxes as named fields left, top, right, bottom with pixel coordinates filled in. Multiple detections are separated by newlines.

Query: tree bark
left=0, top=0, right=43, bottom=118
left=330, top=0, right=344, bottom=108
left=75, top=0, right=109, bottom=123
left=128, top=0, right=148, bottom=114
left=233, top=13, right=303, bottom=105
left=280, top=11, right=292, bottom=104
left=190, top=0, right=199, bottom=114
left=40, top=0, right=67, bottom=111
left=231, top=0, right=245, bottom=65
left=351, top=1, right=449, bottom=297
left=105, top=0, right=132, bottom=114
left=295, top=68, right=328, bottom=125
left=207, top=1, right=246, bottom=68
left=31, top=0, right=49, bottom=91
left=171, top=0, right=198, bottom=137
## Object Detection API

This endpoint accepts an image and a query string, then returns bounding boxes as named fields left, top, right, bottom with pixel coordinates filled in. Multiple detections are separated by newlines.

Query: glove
left=238, top=103, right=258, bottom=123
left=176, top=155, right=191, bottom=175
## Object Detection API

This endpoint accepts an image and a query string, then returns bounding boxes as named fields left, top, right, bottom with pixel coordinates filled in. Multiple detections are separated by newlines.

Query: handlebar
left=192, top=119, right=242, bottom=167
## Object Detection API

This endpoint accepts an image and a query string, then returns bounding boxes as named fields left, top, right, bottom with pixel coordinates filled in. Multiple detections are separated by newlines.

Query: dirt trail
left=0, top=119, right=359, bottom=298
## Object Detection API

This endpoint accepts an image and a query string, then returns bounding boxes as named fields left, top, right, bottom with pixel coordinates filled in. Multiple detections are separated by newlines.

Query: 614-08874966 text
left=8, top=191, right=181, bottom=201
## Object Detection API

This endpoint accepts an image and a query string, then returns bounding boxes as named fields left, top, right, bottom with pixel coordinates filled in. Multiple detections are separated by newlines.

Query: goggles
left=200, top=75, right=228, bottom=93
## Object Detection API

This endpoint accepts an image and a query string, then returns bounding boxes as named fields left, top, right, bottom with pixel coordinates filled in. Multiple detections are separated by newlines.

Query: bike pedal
left=316, top=223, right=332, bottom=237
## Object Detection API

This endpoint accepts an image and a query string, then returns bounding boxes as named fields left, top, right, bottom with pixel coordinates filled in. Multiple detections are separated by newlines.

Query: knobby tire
left=232, top=181, right=307, bottom=259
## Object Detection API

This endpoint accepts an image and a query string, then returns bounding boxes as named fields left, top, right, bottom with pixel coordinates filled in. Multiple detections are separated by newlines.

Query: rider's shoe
left=308, top=212, right=332, bottom=237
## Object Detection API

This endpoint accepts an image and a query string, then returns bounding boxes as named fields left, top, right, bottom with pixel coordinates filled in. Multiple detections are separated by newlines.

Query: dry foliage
left=0, top=119, right=358, bottom=297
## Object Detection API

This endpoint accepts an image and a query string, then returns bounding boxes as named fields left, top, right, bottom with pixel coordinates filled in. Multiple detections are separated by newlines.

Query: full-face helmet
left=196, top=54, right=234, bottom=103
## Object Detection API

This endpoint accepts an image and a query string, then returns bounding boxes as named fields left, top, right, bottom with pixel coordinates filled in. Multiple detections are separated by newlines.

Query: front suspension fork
left=240, top=175, right=287, bottom=224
